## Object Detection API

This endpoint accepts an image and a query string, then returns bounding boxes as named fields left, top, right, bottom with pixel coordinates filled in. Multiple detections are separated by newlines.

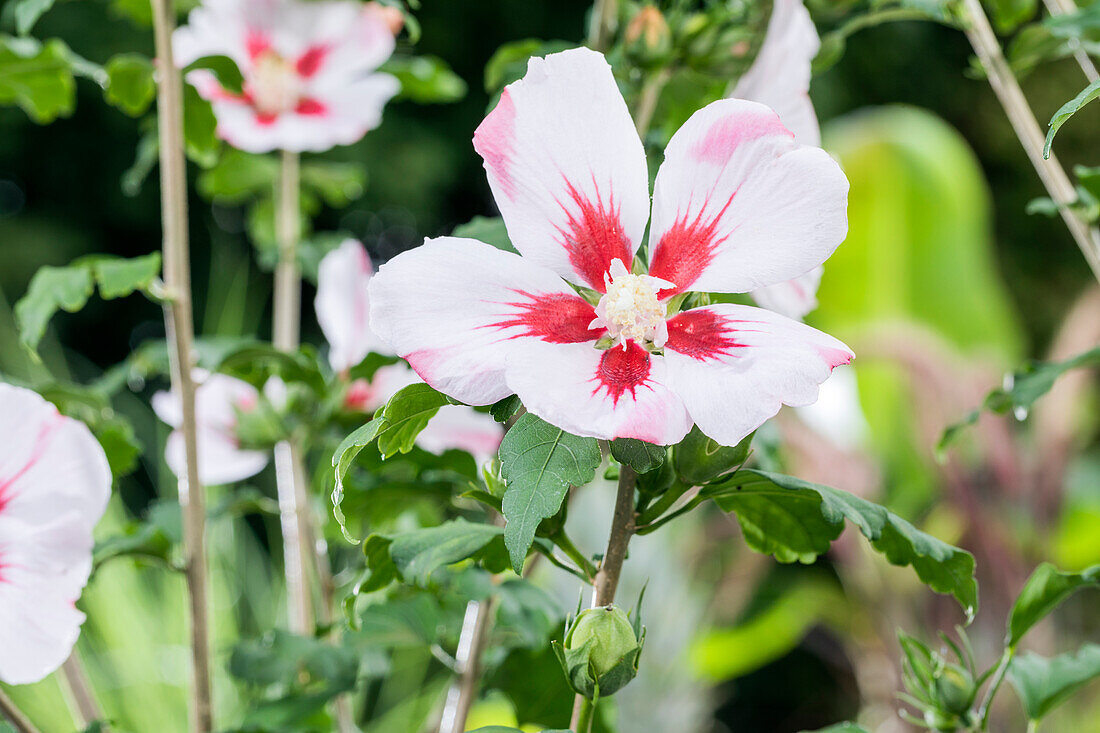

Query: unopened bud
left=365, top=2, right=405, bottom=36
left=625, top=6, right=672, bottom=64
left=566, top=605, right=638, bottom=677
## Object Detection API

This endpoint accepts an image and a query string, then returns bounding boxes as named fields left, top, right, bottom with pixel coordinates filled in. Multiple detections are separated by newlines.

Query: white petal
left=473, top=48, right=650, bottom=291
left=750, top=265, right=823, bottom=321
left=415, top=405, right=504, bottom=463
left=164, top=428, right=269, bottom=487
left=662, top=304, right=853, bottom=447
left=732, top=0, right=821, bottom=146
left=504, top=340, right=693, bottom=444
left=648, top=99, right=847, bottom=295
left=368, top=236, right=604, bottom=405
left=316, top=239, right=389, bottom=372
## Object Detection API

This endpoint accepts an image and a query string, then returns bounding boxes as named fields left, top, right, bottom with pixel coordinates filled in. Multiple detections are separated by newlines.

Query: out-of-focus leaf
left=940, top=346, right=1100, bottom=452
left=1044, top=78, right=1100, bottom=158
left=799, top=724, right=871, bottom=733
left=495, top=578, right=563, bottom=650
left=1007, top=644, right=1100, bottom=721
left=94, top=252, right=162, bottom=298
left=452, top=215, right=517, bottom=254
left=610, top=438, right=666, bottom=474
left=1006, top=562, right=1100, bottom=647
left=384, top=55, right=467, bottom=103
left=183, top=54, right=243, bottom=94
left=15, top=264, right=95, bottom=352
left=104, top=54, right=155, bottom=117
left=708, top=470, right=978, bottom=617
left=121, top=125, right=159, bottom=196
left=356, top=520, right=505, bottom=590
left=0, top=36, right=75, bottom=123
left=93, top=500, right=182, bottom=570
left=484, top=38, right=574, bottom=93
left=984, top=0, right=1037, bottom=33
left=499, top=414, right=600, bottom=573
left=182, top=83, right=219, bottom=166
left=8, top=0, right=55, bottom=35
left=673, top=426, right=752, bottom=484
left=197, top=149, right=278, bottom=202
left=300, top=159, right=366, bottom=207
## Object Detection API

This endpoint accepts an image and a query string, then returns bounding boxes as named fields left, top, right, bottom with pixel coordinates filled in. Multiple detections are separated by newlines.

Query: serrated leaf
left=709, top=470, right=977, bottom=617
left=104, top=54, right=155, bottom=117
left=389, top=519, right=504, bottom=586
left=1045, top=78, right=1100, bottom=158
left=183, top=83, right=219, bottom=166
left=0, top=36, right=75, bottom=123
left=384, top=55, right=467, bottom=103
left=1007, top=562, right=1100, bottom=647
left=610, top=438, right=666, bottom=474
left=1007, top=644, right=1100, bottom=721
left=499, top=414, right=600, bottom=573
left=14, top=264, right=94, bottom=352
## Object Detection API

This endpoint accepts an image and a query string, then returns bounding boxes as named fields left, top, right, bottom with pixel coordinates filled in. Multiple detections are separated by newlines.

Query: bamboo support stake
left=0, top=690, right=40, bottom=733
left=59, top=654, right=105, bottom=729
left=149, top=0, right=213, bottom=728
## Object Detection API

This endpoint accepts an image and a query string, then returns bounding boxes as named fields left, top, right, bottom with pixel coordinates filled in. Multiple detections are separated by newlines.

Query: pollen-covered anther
left=249, top=52, right=302, bottom=114
left=591, top=259, right=674, bottom=350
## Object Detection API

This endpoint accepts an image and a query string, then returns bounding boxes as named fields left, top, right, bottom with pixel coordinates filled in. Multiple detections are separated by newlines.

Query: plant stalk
left=60, top=653, right=104, bottom=729
left=438, top=597, right=497, bottom=733
left=569, top=466, right=638, bottom=730
left=574, top=697, right=597, bottom=733
left=634, top=67, right=671, bottom=140
left=149, top=0, right=213, bottom=728
left=272, top=149, right=316, bottom=636
left=587, top=0, right=618, bottom=52
left=961, top=0, right=1100, bottom=282
left=1042, top=0, right=1099, bottom=83
left=0, top=690, right=39, bottom=733
left=978, top=647, right=1014, bottom=729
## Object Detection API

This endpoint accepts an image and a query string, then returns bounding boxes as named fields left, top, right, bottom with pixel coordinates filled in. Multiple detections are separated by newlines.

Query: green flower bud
left=566, top=606, right=638, bottom=677
left=933, top=663, right=976, bottom=716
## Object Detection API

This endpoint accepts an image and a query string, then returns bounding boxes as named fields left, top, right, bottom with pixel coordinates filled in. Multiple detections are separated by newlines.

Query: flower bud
left=933, top=663, right=976, bottom=716
left=566, top=606, right=638, bottom=677
left=624, top=6, right=671, bottom=65
left=365, top=2, right=405, bottom=36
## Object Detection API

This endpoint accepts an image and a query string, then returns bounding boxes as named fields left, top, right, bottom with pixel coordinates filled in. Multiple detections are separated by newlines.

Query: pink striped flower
left=369, top=48, right=852, bottom=447
left=174, top=0, right=399, bottom=153
left=316, top=240, right=504, bottom=462
left=736, top=0, right=826, bottom=320
left=153, top=371, right=269, bottom=486
left=0, top=384, right=110, bottom=684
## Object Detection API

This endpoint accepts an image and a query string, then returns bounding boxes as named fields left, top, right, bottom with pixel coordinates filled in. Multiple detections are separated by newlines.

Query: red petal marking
left=255, top=111, right=278, bottom=126
left=690, top=110, right=791, bottom=165
left=295, top=45, right=329, bottom=78
left=343, top=379, right=376, bottom=412
left=593, top=341, right=653, bottom=406
left=664, top=309, right=756, bottom=362
left=0, top=410, right=63, bottom=516
left=648, top=195, right=736, bottom=297
left=473, top=89, right=517, bottom=200
left=555, top=178, right=633, bottom=292
left=295, top=98, right=328, bottom=116
left=245, top=32, right=272, bottom=61
left=489, top=291, right=603, bottom=344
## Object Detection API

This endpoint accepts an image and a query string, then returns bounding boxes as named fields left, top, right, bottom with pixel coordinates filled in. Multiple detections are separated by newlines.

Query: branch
left=0, top=690, right=40, bottom=733
left=60, top=653, right=105, bottom=729
left=149, top=0, right=213, bottom=728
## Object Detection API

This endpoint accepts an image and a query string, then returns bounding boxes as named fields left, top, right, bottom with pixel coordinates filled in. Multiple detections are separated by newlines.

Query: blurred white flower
left=0, top=384, right=110, bottom=684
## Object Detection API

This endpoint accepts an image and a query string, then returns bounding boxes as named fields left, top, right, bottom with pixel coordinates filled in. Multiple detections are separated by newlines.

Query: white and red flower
left=174, top=0, right=399, bottom=153
left=153, top=370, right=269, bottom=486
left=368, top=48, right=852, bottom=447
left=315, top=240, right=504, bottom=461
left=0, top=384, right=110, bottom=685
left=735, top=0, right=826, bottom=321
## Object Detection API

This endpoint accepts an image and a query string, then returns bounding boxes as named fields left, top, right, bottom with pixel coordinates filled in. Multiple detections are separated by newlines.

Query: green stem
left=635, top=479, right=691, bottom=527
left=633, top=66, right=671, bottom=140
left=587, top=0, right=617, bottom=52
left=574, top=697, right=596, bottom=733
left=550, top=529, right=598, bottom=579
left=978, top=647, right=1014, bottom=729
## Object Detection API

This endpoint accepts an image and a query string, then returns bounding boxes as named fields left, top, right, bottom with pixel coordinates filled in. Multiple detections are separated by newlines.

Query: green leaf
left=0, top=36, right=75, bottom=123
left=9, top=0, right=55, bottom=35
left=104, top=54, right=156, bottom=117
left=489, top=394, right=523, bottom=422
left=499, top=414, right=601, bottom=573
left=183, top=83, right=219, bottom=166
left=384, top=55, right=467, bottom=103
left=197, top=149, right=279, bottom=202
left=673, top=426, right=753, bottom=484
left=610, top=438, right=666, bottom=474
left=93, top=500, right=181, bottom=571
left=1007, top=644, right=1100, bottom=721
left=709, top=470, right=978, bottom=617
left=300, top=159, right=366, bottom=207
left=483, top=39, right=573, bottom=93
left=940, top=346, right=1100, bottom=452
left=374, top=383, right=453, bottom=457
left=93, top=252, right=161, bottom=299
left=985, top=0, right=1037, bottom=33
left=389, top=519, right=504, bottom=586
left=34, top=380, right=143, bottom=478
left=799, top=725, right=871, bottom=733
left=1006, top=563, right=1100, bottom=647
left=452, top=215, right=517, bottom=254
left=14, top=264, right=95, bottom=352
left=1044, top=78, right=1100, bottom=158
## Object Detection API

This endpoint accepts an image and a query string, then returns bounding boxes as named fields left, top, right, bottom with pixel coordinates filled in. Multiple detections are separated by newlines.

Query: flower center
left=249, top=52, right=302, bottom=115
left=592, top=259, right=674, bottom=349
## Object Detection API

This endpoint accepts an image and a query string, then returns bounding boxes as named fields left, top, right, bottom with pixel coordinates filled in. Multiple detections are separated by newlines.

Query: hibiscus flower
left=153, top=370, right=270, bottom=485
left=735, top=0, right=826, bottom=320
left=316, top=239, right=504, bottom=462
left=0, top=384, right=110, bottom=684
left=174, top=0, right=399, bottom=153
left=368, top=48, right=852, bottom=448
